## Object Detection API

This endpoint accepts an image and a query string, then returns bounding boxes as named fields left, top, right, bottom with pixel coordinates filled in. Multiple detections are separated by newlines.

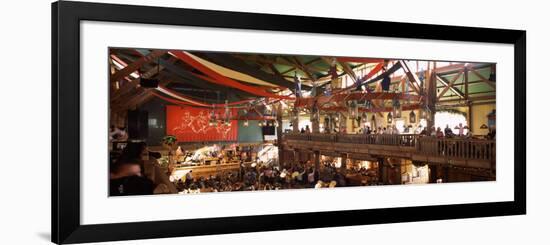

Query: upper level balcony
left=282, top=133, right=495, bottom=170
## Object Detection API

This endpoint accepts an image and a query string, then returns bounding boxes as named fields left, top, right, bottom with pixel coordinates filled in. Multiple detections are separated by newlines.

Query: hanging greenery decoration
left=436, top=108, right=467, bottom=117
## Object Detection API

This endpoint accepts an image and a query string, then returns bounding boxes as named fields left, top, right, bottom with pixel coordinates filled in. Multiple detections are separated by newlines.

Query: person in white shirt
left=457, top=123, right=465, bottom=136
left=392, top=125, right=399, bottom=134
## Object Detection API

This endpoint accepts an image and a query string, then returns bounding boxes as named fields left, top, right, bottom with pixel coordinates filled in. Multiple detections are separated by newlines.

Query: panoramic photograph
left=108, top=48, right=496, bottom=196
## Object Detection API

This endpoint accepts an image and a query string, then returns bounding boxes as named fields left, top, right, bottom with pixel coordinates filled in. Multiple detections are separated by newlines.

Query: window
left=435, top=111, right=468, bottom=134
left=148, top=118, right=159, bottom=128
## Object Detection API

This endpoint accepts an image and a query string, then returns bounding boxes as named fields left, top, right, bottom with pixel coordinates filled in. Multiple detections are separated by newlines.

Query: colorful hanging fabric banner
left=170, top=50, right=293, bottom=100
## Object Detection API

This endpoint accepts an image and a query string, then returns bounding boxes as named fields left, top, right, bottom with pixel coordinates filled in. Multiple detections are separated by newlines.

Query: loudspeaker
left=261, top=126, right=275, bottom=136
left=127, top=110, right=149, bottom=140
left=139, top=78, right=159, bottom=88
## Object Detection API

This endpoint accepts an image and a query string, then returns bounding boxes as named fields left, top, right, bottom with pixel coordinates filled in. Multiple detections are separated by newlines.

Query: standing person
left=457, top=123, right=465, bottom=136
left=420, top=126, right=428, bottom=136
left=430, top=127, right=437, bottom=136
left=305, top=125, right=311, bottom=133
left=109, top=125, right=128, bottom=141
left=185, top=170, right=193, bottom=186
left=110, top=158, right=154, bottom=196
left=444, top=124, right=454, bottom=137
left=436, top=127, right=444, bottom=138
left=488, top=126, right=496, bottom=140
left=307, top=169, right=316, bottom=187
left=392, top=125, right=399, bottom=134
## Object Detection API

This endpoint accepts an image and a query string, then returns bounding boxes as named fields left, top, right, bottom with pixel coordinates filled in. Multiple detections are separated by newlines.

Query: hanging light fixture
left=394, top=108, right=402, bottom=119
left=392, top=97, right=401, bottom=118
left=361, top=112, right=367, bottom=123
left=387, top=112, right=393, bottom=124
left=209, top=105, right=218, bottom=127
left=350, top=100, right=359, bottom=120
left=311, top=106, right=319, bottom=122
left=409, top=110, right=416, bottom=124
left=223, top=100, right=231, bottom=126
left=365, top=100, right=373, bottom=110
left=209, top=91, right=221, bottom=126
left=419, top=104, right=431, bottom=120
left=243, top=119, right=249, bottom=127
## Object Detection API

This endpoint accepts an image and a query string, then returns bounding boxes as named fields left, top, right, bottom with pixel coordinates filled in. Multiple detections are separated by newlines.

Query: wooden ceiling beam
left=398, top=60, right=421, bottom=94
left=436, top=73, right=465, bottom=100
left=467, top=66, right=496, bottom=90
left=109, top=50, right=166, bottom=83
left=439, top=95, right=495, bottom=103
left=111, top=56, right=177, bottom=102
left=289, top=56, right=317, bottom=83
left=320, top=57, right=358, bottom=84
left=278, top=57, right=325, bottom=75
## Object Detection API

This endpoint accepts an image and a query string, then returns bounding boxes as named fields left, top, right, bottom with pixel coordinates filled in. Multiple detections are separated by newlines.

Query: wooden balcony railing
left=283, top=133, right=495, bottom=162
left=417, top=137, right=496, bottom=161
left=284, top=133, right=418, bottom=147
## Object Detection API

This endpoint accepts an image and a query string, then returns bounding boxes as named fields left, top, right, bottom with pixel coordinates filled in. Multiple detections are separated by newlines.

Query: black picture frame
left=52, top=1, right=526, bottom=244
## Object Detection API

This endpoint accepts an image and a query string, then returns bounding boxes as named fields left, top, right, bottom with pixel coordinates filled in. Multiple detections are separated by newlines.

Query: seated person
left=110, top=158, right=154, bottom=196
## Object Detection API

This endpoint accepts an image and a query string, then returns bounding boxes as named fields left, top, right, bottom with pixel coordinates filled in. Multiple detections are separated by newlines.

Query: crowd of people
left=298, top=122, right=495, bottom=140
left=174, top=160, right=378, bottom=194
left=110, top=123, right=495, bottom=196
left=110, top=141, right=381, bottom=196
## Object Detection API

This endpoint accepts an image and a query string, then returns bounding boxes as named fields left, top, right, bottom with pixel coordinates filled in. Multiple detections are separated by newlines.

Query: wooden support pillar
left=293, top=149, right=300, bottom=167
left=340, top=153, right=348, bottom=175
left=391, top=159, right=402, bottom=185
left=276, top=103, right=284, bottom=167
left=429, top=164, right=438, bottom=183
left=313, top=150, right=320, bottom=170
left=464, top=67, right=469, bottom=101
left=311, top=106, right=320, bottom=133
left=426, top=62, right=437, bottom=131
left=443, top=165, right=450, bottom=182
left=378, top=158, right=387, bottom=184
left=340, top=114, right=348, bottom=133
left=465, top=68, right=473, bottom=129
left=292, top=108, right=299, bottom=133
left=467, top=101, right=473, bottom=129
